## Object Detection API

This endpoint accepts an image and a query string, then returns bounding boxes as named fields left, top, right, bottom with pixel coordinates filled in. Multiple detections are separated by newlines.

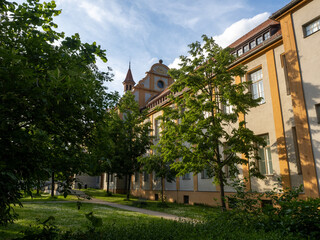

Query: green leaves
left=160, top=35, right=264, bottom=210
left=0, top=0, right=117, bottom=224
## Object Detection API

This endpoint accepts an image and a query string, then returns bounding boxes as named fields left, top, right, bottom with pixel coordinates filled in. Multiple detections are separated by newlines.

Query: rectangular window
left=201, top=169, right=210, bottom=179
left=134, top=172, right=139, bottom=183
left=257, top=134, right=273, bottom=175
left=182, top=173, right=191, bottom=180
left=263, top=32, right=270, bottom=40
left=243, top=44, right=249, bottom=53
left=250, top=40, right=256, bottom=49
left=257, top=36, right=263, bottom=45
left=223, top=100, right=234, bottom=114
left=154, top=119, right=161, bottom=140
left=143, top=172, right=149, bottom=182
left=237, top=48, right=243, bottom=56
left=109, top=174, right=114, bottom=183
left=223, top=145, right=232, bottom=178
left=304, top=17, right=320, bottom=37
left=280, top=53, right=290, bottom=95
left=249, top=69, right=265, bottom=104
left=292, top=127, right=302, bottom=175
left=153, top=171, right=160, bottom=181
left=315, top=104, right=320, bottom=124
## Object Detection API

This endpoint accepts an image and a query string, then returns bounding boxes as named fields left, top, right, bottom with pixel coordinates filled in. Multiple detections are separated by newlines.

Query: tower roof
left=123, top=63, right=135, bottom=85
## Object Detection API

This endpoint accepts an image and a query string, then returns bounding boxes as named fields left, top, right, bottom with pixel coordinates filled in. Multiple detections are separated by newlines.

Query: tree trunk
left=126, top=174, right=131, bottom=200
left=107, top=172, right=110, bottom=194
left=51, top=171, right=55, bottom=197
left=36, top=176, right=40, bottom=195
left=161, top=176, right=164, bottom=203
left=124, top=174, right=127, bottom=196
left=218, top=169, right=226, bottom=211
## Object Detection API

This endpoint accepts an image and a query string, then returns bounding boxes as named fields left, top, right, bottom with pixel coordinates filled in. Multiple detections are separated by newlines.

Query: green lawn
left=20, top=192, right=79, bottom=202
left=0, top=201, right=299, bottom=240
left=80, top=189, right=219, bottom=220
left=0, top=202, right=158, bottom=240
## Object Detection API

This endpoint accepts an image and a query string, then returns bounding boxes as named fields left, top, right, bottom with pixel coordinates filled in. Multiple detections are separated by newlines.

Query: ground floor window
left=257, top=134, right=273, bottom=175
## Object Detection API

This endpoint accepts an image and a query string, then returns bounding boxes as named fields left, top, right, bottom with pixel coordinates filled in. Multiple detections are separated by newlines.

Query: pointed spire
left=123, top=62, right=135, bottom=92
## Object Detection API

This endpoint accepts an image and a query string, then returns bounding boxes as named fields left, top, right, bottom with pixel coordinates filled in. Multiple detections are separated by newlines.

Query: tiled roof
left=228, top=19, right=279, bottom=49
left=123, top=68, right=135, bottom=84
left=230, top=29, right=282, bottom=65
left=270, top=0, right=303, bottom=20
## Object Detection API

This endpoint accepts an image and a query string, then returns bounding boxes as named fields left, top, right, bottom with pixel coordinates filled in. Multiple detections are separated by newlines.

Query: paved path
left=83, top=197, right=192, bottom=222
left=24, top=190, right=193, bottom=222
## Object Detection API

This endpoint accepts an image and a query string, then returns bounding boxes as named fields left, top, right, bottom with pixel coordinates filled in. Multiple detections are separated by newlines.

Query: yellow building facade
left=102, top=0, right=320, bottom=205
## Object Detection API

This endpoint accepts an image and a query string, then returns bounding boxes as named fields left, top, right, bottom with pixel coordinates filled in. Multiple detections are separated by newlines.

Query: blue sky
left=15, top=0, right=290, bottom=94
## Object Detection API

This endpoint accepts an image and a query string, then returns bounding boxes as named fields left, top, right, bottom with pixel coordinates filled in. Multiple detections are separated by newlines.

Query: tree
left=159, top=35, right=264, bottom=211
left=0, top=0, right=116, bottom=224
left=114, top=92, right=152, bottom=200
left=87, top=105, right=122, bottom=195
left=139, top=144, right=177, bottom=203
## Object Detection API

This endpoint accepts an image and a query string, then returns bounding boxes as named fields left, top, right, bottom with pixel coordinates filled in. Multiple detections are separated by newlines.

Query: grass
left=81, top=188, right=220, bottom=220
left=20, top=191, right=79, bottom=202
left=0, top=202, right=158, bottom=240
left=0, top=201, right=300, bottom=240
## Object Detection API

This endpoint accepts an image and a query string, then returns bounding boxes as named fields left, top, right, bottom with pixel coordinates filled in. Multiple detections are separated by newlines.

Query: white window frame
left=249, top=69, right=265, bottom=104
left=257, top=134, right=273, bottom=175
left=154, top=119, right=161, bottom=140
left=143, top=172, right=149, bottom=182
left=182, top=172, right=191, bottom=180
left=263, top=31, right=270, bottom=40
left=250, top=40, right=256, bottom=49
left=304, top=17, right=320, bottom=37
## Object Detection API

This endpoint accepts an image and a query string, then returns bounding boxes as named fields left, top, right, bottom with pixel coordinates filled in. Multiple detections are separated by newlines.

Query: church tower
left=123, top=62, right=135, bottom=92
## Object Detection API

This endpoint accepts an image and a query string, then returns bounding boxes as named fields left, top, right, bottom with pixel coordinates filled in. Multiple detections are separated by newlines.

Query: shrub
left=227, top=180, right=320, bottom=239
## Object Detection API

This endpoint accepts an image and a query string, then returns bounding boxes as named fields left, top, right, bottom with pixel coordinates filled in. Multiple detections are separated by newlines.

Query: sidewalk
left=84, top=197, right=191, bottom=222
left=25, top=190, right=193, bottom=222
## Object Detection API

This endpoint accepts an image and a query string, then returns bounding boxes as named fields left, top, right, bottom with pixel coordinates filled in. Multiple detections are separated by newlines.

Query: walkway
left=28, top=190, right=192, bottom=222
left=84, top=197, right=191, bottom=222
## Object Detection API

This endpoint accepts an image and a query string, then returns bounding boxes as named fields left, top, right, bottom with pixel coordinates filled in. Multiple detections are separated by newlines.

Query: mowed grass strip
left=0, top=201, right=299, bottom=240
left=0, top=202, right=157, bottom=239
left=82, top=189, right=220, bottom=220
left=20, top=192, right=79, bottom=202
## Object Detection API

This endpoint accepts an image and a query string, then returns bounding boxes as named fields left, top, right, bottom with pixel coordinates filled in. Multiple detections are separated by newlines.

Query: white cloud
left=79, top=1, right=106, bottom=23
left=213, top=12, right=270, bottom=48
left=168, top=12, right=270, bottom=69
left=168, top=57, right=182, bottom=69
left=139, top=0, right=247, bottom=30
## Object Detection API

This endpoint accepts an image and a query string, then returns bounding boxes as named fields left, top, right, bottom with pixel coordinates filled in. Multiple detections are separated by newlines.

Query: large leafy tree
left=114, top=92, right=152, bottom=200
left=87, top=105, right=122, bottom=195
left=139, top=144, right=177, bottom=203
left=0, top=0, right=116, bottom=224
left=159, top=35, right=264, bottom=210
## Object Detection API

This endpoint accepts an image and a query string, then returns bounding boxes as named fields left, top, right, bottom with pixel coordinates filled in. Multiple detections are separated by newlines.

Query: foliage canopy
left=0, top=0, right=117, bottom=224
left=158, top=35, right=264, bottom=210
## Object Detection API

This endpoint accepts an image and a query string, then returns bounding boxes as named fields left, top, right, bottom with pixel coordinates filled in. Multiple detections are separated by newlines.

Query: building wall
left=273, top=44, right=304, bottom=188
left=244, top=53, right=284, bottom=192
left=107, top=1, right=320, bottom=203
left=76, top=174, right=100, bottom=189
left=292, top=0, right=320, bottom=192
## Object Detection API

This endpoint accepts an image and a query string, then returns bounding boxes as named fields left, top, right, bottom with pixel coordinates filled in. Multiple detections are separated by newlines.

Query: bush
left=227, top=181, right=320, bottom=239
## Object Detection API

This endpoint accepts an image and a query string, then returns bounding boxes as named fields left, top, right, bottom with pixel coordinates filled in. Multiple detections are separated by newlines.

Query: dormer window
left=250, top=40, right=256, bottom=49
left=243, top=44, right=249, bottom=53
left=257, top=36, right=263, bottom=45
left=237, top=48, right=243, bottom=56
left=264, top=32, right=270, bottom=40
